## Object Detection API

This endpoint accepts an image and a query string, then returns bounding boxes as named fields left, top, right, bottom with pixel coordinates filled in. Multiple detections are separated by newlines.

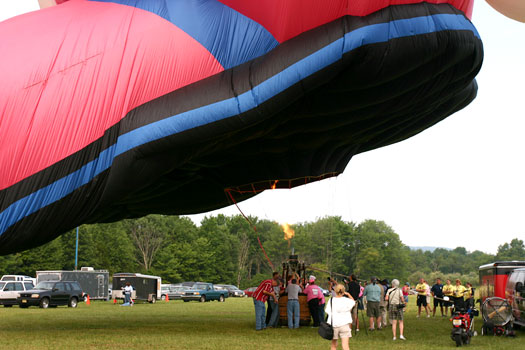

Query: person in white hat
left=303, top=275, right=323, bottom=327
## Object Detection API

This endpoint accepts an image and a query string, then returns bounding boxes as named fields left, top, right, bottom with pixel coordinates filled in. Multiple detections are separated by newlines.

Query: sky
left=1, top=1, right=523, bottom=254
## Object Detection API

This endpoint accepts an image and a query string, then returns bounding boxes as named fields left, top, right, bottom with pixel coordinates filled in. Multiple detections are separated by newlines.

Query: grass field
left=0, top=297, right=523, bottom=350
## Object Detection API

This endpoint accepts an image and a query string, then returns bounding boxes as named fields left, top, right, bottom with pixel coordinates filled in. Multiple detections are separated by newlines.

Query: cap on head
left=309, top=275, right=316, bottom=282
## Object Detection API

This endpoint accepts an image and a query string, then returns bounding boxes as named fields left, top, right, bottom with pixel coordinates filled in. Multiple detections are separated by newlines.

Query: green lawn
left=0, top=297, right=523, bottom=350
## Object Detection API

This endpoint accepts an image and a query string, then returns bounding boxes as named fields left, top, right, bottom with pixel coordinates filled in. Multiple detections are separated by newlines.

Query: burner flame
left=282, top=223, right=295, bottom=241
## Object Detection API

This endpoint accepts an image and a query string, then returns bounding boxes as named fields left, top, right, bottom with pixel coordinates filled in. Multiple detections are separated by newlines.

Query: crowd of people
left=251, top=272, right=476, bottom=347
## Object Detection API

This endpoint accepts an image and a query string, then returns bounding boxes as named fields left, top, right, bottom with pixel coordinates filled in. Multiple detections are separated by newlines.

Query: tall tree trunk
left=236, top=234, right=250, bottom=287
left=129, top=221, right=164, bottom=271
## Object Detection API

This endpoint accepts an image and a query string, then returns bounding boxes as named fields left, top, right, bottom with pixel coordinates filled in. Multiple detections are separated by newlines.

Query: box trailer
left=112, top=273, right=161, bottom=303
left=479, top=261, right=525, bottom=301
left=36, top=267, right=110, bottom=300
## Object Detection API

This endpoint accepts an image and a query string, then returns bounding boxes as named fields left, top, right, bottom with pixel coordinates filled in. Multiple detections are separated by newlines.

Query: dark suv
left=18, top=281, right=83, bottom=308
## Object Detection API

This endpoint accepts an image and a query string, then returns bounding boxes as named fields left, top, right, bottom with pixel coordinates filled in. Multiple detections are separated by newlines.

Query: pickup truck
left=181, top=282, right=229, bottom=302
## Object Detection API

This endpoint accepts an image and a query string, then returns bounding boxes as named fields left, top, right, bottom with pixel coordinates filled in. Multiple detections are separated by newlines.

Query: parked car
left=181, top=282, right=229, bottom=302
left=244, top=287, right=257, bottom=298
left=320, top=288, right=331, bottom=297
left=171, top=286, right=189, bottom=300
left=161, top=284, right=188, bottom=300
left=216, top=284, right=245, bottom=297
left=17, top=281, right=83, bottom=309
left=506, top=267, right=525, bottom=327
left=0, top=280, right=35, bottom=307
left=179, top=281, right=196, bottom=287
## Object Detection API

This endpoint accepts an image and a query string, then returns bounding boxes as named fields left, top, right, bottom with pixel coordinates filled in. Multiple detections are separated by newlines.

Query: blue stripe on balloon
left=90, top=0, right=279, bottom=69
left=0, top=14, right=480, bottom=237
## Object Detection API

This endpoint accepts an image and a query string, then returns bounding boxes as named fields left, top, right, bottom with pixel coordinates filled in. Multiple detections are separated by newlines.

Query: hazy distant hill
left=409, top=246, right=452, bottom=252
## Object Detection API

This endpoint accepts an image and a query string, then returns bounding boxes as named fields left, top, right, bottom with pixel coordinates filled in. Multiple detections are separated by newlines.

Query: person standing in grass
left=379, top=279, right=389, bottom=328
left=325, top=284, right=355, bottom=350
left=358, top=281, right=365, bottom=312
left=347, top=274, right=361, bottom=332
left=402, top=282, right=410, bottom=311
left=415, top=278, right=430, bottom=318
left=363, top=277, right=382, bottom=331
left=318, top=285, right=327, bottom=323
left=265, top=272, right=280, bottom=325
left=385, top=279, right=406, bottom=341
left=303, top=275, right=323, bottom=327
left=452, top=279, right=467, bottom=312
left=253, top=276, right=278, bottom=330
left=431, top=278, right=444, bottom=317
left=286, top=278, right=302, bottom=329
left=465, top=282, right=475, bottom=309
left=267, top=279, right=282, bottom=328
left=443, top=279, right=455, bottom=316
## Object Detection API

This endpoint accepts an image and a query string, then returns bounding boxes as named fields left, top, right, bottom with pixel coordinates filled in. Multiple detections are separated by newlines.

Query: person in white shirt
left=123, top=282, right=133, bottom=305
left=385, top=279, right=406, bottom=341
left=325, top=284, right=355, bottom=350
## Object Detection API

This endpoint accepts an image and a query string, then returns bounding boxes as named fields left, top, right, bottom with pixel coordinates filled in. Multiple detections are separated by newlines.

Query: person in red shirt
left=253, top=273, right=279, bottom=330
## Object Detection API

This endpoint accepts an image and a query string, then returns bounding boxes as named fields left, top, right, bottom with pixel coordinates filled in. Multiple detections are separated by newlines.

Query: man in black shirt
left=431, top=278, right=444, bottom=317
left=348, top=274, right=361, bottom=331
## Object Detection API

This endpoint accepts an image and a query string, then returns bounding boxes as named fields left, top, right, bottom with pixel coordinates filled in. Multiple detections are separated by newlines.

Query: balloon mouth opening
left=224, top=172, right=339, bottom=195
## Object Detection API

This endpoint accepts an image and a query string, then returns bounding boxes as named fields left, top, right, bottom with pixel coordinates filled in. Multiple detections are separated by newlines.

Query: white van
left=1, top=275, right=37, bottom=285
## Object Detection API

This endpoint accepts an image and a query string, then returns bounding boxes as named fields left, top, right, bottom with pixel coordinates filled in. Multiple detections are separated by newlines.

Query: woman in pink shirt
left=303, top=275, right=323, bottom=327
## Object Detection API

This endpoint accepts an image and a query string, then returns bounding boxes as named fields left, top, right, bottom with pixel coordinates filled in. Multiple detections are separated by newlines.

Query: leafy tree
left=124, top=215, right=167, bottom=271
left=353, top=220, right=408, bottom=280
left=356, top=247, right=382, bottom=279
left=0, top=212, right=520, bottom=291
left=496, top=238, right=525, bottom=261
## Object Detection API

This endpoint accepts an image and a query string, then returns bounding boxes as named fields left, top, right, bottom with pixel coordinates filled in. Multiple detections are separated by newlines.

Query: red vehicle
left=478, top=261, right=525, bottom=302
left=244, top=287, right=257, bottom=298
left=451, top=308, right=476, bottom=347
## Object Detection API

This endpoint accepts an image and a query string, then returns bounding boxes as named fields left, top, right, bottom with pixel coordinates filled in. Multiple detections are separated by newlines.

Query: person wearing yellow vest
left=415, top=278, right=430, bottom=318
left=452, top=279, right=466, bottom=312
left=442, top=279, right=455, bottom=316
left=464, top=282, right=475, bottom=309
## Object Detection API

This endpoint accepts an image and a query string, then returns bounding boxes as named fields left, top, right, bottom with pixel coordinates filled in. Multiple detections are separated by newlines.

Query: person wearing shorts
left=443, top=279, right=455, bottom=316
left=431, top=278, right=444, bottom=317
left=386, top=279, right=406, bottom=341
left=363, top=277, right=382, bottom=330
left=325, top=284, right=355, bottom=350
left=415, top=278, right=430, bottom=318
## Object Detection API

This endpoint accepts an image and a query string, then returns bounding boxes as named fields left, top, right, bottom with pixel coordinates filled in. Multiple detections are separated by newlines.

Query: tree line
left=0, top=215, right=523, bottom=288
